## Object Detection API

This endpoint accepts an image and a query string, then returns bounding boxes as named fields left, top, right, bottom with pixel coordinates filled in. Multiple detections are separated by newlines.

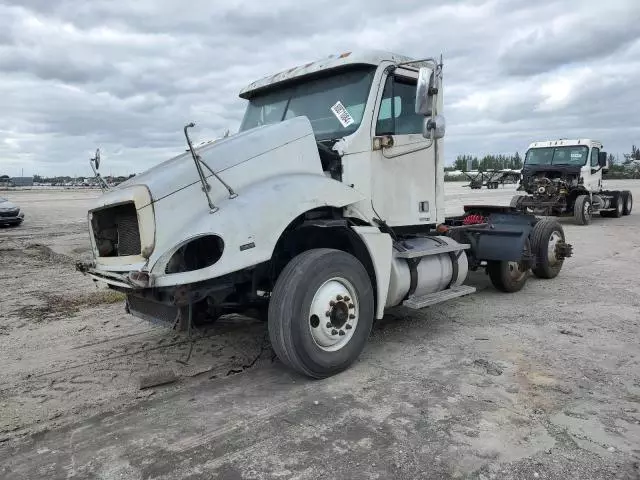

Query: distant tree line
left=446, top=152, right=523, bottom=172
left=32, top=174, right=136, bottom=184
left=444, top=145, right=640, bottom=181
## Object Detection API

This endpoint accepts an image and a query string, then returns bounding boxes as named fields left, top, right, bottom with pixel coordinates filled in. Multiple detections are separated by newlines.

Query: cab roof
left=528, top=139, right=603, bottom=149
left=239, top=50, right=420, bottom=99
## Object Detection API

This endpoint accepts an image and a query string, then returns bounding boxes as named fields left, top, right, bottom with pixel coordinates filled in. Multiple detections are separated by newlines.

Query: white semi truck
left=511, top=139, right=633, bottom=224
left=77, top=51, right=574, bottom=378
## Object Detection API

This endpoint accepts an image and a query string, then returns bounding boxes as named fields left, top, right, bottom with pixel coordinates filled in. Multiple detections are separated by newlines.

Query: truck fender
left=149, top=173, right=365, bottom=287
left=350, top=226, right=393, bottom=319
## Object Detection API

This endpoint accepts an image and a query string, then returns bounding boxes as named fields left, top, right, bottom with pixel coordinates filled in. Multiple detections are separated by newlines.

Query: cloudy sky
left=1, top=0, right=639, bottom=177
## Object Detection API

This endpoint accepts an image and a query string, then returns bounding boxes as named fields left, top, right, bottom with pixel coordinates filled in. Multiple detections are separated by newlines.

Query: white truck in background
left=78, top=51, right=574, bottom=378
left=511, top=139, right=633, bottom=224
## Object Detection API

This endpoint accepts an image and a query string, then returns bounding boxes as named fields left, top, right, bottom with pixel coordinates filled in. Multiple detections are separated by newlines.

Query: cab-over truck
left=78, top=51, right=574, bottom=378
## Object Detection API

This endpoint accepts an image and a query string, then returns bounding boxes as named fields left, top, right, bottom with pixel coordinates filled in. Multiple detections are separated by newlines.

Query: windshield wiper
left=183, top=122, right=237, bottom=214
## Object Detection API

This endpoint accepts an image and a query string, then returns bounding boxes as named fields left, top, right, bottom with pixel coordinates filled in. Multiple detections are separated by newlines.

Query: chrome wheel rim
left=308, top=277, right=358, bottom=352
left=584, top=202, right=592, bottom=220
left=547, top=231, right=562, bottom=265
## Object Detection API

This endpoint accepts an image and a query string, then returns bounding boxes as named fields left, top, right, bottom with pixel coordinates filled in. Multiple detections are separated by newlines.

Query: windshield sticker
left=571, top=152, right=582, bottom=158
left=330, top=101, right=355, bottom=128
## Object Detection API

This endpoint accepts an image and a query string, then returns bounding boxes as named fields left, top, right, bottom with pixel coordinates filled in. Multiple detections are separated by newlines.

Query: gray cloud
left=499, top=2, right=640, bottom=76
left=0, top=0, right=638, bottom=176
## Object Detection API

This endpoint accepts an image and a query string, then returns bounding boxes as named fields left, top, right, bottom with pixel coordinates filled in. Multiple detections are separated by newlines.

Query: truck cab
left=237, top=51, right=446, bottom=227
left=78, top=51, right=573, bottom=378
left=514, top=138, right=632, bottom=224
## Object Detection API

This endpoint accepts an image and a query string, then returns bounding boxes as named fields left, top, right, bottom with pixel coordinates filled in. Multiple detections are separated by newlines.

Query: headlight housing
left=165, top=235, right=224, bottom=274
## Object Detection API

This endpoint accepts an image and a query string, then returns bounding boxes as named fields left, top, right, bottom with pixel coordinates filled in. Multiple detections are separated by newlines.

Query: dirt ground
left=1, top=182, right=639, bottom=480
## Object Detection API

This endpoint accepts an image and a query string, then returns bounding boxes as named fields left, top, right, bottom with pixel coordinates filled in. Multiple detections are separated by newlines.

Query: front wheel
left=573, top=195, right=592, bottom=225
left=268, top=249, right=374, bottom=379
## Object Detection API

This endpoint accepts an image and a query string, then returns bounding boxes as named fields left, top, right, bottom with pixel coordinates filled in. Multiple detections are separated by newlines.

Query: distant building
left=10, top=177, right=34, bottom=187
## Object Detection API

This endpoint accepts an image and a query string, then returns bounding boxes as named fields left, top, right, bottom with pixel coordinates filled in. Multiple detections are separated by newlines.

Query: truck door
left=369, top=68, right=440, bottom=227
left=585, top=146, right=602, bottom=192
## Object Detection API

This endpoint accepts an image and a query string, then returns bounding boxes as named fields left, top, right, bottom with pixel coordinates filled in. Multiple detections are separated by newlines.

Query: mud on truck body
left=77, top=51, right=574, bottom=378
left=511, top=139, right=633, bottom=225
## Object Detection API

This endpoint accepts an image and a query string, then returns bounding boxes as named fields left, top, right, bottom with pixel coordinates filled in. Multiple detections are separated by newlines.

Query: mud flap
left=463, top=213, right=534, bottom=262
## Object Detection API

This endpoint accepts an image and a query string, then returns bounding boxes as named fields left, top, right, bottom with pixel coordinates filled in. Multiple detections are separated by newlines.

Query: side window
left=591, top=147, right=600, bottom=167
left=375, top=75, right=424, bottom=135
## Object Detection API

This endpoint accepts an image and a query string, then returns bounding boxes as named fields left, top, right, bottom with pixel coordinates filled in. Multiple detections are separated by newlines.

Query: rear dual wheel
left=487, top=218, right=567, bottom=291
left=530, top=218, right=566, bottom=279
left=268, top=249, right=374, bottom=379
left=487, top=238, right=531, bottom=293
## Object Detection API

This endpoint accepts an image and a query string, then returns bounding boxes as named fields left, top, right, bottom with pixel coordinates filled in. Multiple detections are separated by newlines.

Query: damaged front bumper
left=76, top=261, right=151, bottom=290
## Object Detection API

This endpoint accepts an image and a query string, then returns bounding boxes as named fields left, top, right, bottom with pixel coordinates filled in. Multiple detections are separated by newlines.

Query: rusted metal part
left=556, top=242, right=574, bottom=259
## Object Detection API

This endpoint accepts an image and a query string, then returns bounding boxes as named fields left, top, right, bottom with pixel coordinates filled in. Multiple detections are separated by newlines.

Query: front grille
left=0, top=209, right=19, bottom=217
left=127, top=295, right=179, bottom=327
left=92, top=203, right=141, bottom=257
left=116, top=211, right=141, bottom=256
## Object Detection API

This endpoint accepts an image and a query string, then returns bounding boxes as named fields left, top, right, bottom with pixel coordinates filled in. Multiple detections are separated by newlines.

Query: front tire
left=268, top=249, right=374, bottom=379
left=531, top=218, right=566, bottom=279
left=573, top=195, right=592, bottom=225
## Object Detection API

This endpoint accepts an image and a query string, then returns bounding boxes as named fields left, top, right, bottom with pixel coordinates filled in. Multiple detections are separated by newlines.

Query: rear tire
left=530, top=219, right=566, bottom=279
left=487, top=261, right=529, bottom=293
left=622, top=191, right=633, bottom=216
left=573, top=195, right=592, bottom=225
left=268, top=248, right=374, bottom=379
left=601, top=196, right=624, bottom=218
left=487, top=238, right=531, bottom=293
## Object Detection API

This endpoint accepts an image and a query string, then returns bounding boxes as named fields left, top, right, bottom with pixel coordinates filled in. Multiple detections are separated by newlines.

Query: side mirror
left=598, top=151, right=607, bottom=168
left=415, top=66, right=435, bottom=116
left=423, top=115, right=446, bottom=140
left=92, top=148, right=101, bottom=170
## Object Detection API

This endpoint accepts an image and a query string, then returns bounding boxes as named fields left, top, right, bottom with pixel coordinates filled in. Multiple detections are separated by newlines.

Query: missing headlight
left=165, top=235, right=224, bottom=274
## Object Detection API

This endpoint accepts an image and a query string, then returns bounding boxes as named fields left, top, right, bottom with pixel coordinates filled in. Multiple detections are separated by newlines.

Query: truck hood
left=521, top=164, right=582, bottom=176
left=115, top=119, right=316, bottom=205
left=0, top=200, right=19, bottom=211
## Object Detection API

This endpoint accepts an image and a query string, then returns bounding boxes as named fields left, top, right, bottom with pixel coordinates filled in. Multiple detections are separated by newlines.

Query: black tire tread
left=487, top=261, right=528, bottom=293
left=622, top=191, right=633, bottom=216
left=268, top=248, right=373, bottom=379
left=530, top=218, right=565, bottom=279
left=573, top=195, right=592, bottom=225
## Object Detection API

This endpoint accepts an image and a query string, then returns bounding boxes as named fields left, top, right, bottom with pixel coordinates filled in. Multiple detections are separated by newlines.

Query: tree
left=512, top=151, right=522, bottom=169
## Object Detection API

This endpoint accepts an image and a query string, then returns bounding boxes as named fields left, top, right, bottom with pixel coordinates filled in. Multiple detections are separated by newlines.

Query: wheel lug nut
left=349, top=314, right=355, bottom=319
left=329, top=301, right=335, bottom=307
left=348, top=303, right=354, bottom=309
left=344, top=296, right=350, bottom=302
left=325, top=311, right=331, bottom=317
left=336, top=295, right=343, bottom=301
left=331, top=329, right=338, bottom=335
left=326, top=322, right=333, bottom=328
left=345, top=324, right=352, bottom=330
left=339, top=330, right=345, bottom=336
